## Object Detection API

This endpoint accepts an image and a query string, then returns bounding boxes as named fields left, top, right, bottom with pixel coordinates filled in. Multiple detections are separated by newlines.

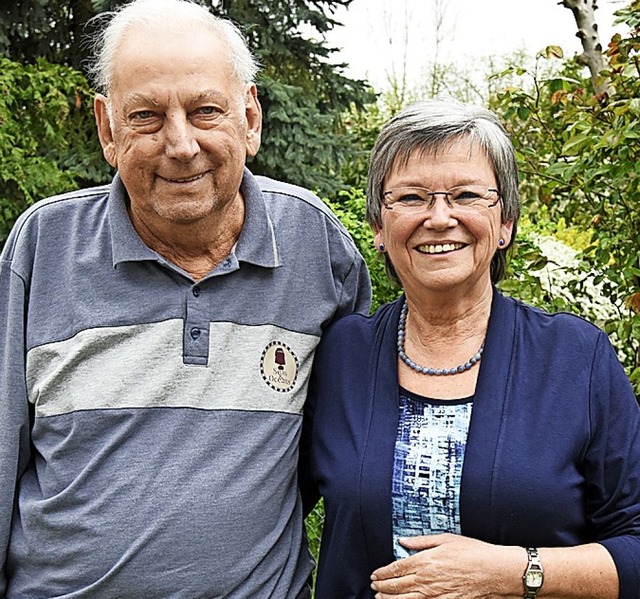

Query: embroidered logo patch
left=260, top=341, right=299, bottom=392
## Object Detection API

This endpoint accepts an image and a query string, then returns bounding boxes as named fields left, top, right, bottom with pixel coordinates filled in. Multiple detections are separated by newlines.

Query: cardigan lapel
left=459, top=288, right=518, bottom=542
left=360, top=297, right=404, bottom=566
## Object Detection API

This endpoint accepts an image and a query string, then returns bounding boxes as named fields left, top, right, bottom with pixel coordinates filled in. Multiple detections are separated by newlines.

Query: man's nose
left=164, top=116, right=199, bottom=161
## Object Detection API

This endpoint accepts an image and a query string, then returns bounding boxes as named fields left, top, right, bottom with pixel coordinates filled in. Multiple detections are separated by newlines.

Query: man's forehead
left=107, top=27, right=238, bottom=97
left=120, top=89, right=235, bottom=109
left=113, top=22, right=227, bottom=66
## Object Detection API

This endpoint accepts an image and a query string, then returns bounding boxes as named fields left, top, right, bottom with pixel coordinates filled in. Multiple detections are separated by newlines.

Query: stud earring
left=498, top=239, right=505, bottom=247
left=378, top=243, right=386, bottom=252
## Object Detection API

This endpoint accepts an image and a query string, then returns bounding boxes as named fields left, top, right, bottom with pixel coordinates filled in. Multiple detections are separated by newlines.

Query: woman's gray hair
left=366, top=98, right=520, bottom=284
left=86, top=0, right=260, bottom=95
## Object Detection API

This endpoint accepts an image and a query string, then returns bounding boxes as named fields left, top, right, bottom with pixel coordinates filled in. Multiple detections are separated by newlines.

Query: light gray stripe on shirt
left=26, top=320, right=318, bottom=417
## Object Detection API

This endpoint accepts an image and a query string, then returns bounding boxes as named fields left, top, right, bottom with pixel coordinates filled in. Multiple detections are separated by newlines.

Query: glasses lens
left=450, top=186, right=494, bottom=206
left=384, top=186, right=499, bottom=211
left=384, top=188, right=429, bottom=210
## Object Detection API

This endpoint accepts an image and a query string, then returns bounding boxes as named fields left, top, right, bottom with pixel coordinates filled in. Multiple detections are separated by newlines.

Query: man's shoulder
left=253, top=174, right=342, bottom=223
left=32, top=184, right=110, bottom=208
left=254, top=175, right=323, bottom=204
left=2, top=184, right=112, bottom=261
left=14, top=184, right=111, bottom=225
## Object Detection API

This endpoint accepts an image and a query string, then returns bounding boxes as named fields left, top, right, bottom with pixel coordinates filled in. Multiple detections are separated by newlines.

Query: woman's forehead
left=388, top=137, right=491, bottom=174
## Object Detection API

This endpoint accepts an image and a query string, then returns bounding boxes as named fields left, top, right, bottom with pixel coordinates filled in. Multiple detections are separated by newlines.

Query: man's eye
left=197, top=106, right=222, bottom=116
left=132, top=110, right=155, bottom=120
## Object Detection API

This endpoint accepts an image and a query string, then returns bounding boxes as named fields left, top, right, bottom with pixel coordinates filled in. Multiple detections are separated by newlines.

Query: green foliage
left=0, top=57, right=110, bottom=245
left=304, top=500, right=324, bottom=593
left=254, top=76, right=363, bottom=197
left=490, top=0, right=640, bottom=395
left=0, top=0, right=96, bottom=71
left=220, top=0, right=376, bottom=196
left=323, top=188, right=400, bottom=310
left=339, top=101, right=388, bottom=190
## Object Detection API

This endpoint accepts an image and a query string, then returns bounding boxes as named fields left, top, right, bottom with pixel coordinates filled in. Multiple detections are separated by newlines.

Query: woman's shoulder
left=503, top=292, right=610, bottom=347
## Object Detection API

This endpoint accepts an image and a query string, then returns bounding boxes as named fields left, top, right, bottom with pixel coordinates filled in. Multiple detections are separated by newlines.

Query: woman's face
left=374, top=138, right=513, bottom=298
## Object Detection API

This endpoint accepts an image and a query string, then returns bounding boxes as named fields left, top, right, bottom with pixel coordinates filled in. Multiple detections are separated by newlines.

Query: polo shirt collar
left=235, top=168, right=281, bottom=268
left=109, top=168, right=281, bottom=269
left=109, top=173, right=157, bottom=266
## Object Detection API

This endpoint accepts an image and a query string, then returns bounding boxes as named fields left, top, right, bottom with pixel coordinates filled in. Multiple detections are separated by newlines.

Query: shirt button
left=190, top=327, right=201, bottom=340
left=192, top=286, right=201, bottom=297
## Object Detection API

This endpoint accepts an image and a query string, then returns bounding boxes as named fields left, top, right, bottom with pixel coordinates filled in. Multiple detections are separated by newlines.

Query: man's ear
left=94, top=94, right=118, bottom=168
left=244, top=84, right=262, bottom=158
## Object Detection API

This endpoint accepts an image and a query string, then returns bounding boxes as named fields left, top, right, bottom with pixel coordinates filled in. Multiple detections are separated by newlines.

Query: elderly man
left=0, top=0, right=371, bottom=597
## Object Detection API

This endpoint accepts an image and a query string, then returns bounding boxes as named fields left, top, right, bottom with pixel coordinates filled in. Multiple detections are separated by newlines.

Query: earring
left=498, top=239, right=505, bottom=247
left=378, top=243, right=386, bottom=252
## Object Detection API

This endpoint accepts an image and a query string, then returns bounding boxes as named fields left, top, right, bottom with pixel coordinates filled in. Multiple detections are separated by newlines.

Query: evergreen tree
left=0, top=0, right=374, bottom=196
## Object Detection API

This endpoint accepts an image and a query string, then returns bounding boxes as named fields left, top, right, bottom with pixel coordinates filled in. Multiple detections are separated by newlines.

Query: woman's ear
left=373, top=227, right=384, bottom=251
left=500, top=219, right=515, bottom=248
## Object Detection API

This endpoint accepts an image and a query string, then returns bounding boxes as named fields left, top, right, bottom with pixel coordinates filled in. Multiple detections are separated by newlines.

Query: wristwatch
left=522, top=547, right=544, bottom=599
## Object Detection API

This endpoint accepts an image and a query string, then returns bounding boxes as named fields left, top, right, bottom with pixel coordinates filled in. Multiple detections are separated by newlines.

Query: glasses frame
left=382, top=185, right=501, bottom=212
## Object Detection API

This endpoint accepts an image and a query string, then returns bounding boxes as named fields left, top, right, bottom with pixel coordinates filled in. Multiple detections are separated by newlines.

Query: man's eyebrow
left=191, top=90, right=228, bottom=103
left=120, top=90, right=231, bottom=115
left=122, top=94, right=160, bottom=111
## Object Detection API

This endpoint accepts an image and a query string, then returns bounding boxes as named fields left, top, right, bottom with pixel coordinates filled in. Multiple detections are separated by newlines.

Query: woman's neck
left=404, top=280, right=494, bottom=345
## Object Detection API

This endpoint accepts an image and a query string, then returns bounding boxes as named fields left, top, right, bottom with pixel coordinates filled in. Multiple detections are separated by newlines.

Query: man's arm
left=0, top=254, right=32, bottom=595
left=336, top=251, right=372, bottom=319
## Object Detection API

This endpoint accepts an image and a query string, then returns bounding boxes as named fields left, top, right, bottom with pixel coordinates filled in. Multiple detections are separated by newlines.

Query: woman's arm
left=370, top=533, right=618, bottom=599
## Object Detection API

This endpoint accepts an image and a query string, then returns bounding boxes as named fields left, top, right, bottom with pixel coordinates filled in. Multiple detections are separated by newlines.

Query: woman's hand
left=370, top=533, right=522, bottom=599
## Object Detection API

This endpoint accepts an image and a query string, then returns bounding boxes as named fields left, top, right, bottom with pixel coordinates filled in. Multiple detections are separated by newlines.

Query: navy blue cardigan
left=300, top=290, right=640, bottom=599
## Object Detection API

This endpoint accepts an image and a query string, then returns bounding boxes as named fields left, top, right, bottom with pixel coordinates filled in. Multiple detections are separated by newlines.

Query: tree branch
left=559, top=0, right=609, bottom=94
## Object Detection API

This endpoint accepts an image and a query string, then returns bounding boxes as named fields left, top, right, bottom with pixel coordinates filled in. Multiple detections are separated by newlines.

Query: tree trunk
left=560, top=0, right=609, bottom=95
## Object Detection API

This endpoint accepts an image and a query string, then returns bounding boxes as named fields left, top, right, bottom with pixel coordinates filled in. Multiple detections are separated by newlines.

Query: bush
left=0, top=57, right=110, bottom=246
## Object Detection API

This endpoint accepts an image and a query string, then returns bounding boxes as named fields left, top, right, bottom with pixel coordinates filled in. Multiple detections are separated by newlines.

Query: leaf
left=561, top=133, right=593, bottom=156
left=544, top=45, right=565, bottom=59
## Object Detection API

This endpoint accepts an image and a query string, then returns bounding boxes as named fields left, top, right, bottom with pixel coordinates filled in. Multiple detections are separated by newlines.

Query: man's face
left=95, top=25, right=262, bottom=230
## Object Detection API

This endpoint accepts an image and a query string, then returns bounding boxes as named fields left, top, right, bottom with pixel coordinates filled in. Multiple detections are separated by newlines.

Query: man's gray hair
left=86, top=0, right=260, bottom=94
left=366, top=98, right=521, bottom=284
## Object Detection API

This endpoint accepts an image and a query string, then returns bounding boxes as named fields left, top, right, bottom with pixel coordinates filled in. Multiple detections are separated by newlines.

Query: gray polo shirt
left=0, top=169, right=371, bottom=598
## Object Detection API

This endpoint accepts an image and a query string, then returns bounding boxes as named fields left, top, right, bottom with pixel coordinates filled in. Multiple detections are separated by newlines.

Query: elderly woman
left=299, top=99, right=640, bottom=599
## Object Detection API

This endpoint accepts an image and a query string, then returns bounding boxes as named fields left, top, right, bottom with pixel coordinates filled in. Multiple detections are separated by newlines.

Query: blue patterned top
left=392, top=388, right=473, bottom=559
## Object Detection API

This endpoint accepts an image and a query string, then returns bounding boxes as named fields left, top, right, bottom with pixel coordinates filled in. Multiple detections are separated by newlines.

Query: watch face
left=526, top=571, right=544, bottom=588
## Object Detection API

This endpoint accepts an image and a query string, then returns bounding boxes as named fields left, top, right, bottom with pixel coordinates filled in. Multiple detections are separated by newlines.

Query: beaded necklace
left=397, top=300, right=484, bottom=376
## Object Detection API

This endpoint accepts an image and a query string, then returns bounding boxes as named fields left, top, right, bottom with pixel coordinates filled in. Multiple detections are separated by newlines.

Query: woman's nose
left=422, top=195, right=457, bottom=229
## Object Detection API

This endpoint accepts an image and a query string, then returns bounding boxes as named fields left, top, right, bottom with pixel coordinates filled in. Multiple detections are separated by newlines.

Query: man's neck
left=129, top=199, right=245, bottom=281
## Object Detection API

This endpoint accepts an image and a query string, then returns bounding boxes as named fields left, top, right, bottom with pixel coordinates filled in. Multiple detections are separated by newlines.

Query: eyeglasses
left=382, top=185, right=500, bottom=213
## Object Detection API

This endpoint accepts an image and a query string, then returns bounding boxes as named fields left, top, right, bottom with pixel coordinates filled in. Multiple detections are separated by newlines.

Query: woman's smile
left=415, top=242, right=466, bottom=254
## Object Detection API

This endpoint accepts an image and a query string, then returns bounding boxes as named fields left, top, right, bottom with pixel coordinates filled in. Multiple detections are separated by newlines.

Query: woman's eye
left=453, top=191, right=482, bottom=203
left=398, top=194, right=426, bottom=205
